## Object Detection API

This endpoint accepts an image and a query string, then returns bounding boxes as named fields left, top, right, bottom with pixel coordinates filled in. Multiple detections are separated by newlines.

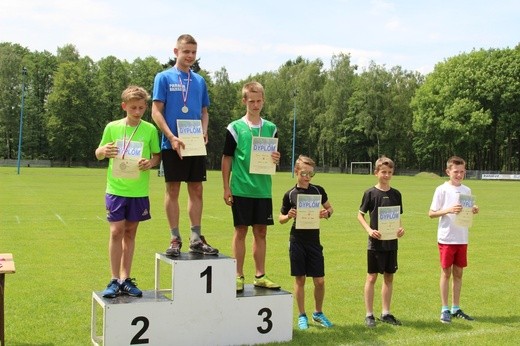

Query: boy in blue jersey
left=152, top=34, right=218, bottom=257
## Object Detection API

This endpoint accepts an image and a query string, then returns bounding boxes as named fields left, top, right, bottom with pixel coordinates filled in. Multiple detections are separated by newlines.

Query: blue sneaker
left=298, top=314, right=309, bottom=330
left=102, top=279, right=120, bottom=298
left=440, top=310, right=452, bottom=323
left=120, top=278, right=143, bottom=297
left=312, top=312, right=333, bottom=327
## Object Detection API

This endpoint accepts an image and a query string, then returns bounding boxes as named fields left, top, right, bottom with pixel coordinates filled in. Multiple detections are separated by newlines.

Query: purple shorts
left=105, top=194, right=151, bottom=222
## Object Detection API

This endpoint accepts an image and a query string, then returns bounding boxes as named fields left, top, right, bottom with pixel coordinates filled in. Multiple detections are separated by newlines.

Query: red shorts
left=438, top=243, right=467, bottom=269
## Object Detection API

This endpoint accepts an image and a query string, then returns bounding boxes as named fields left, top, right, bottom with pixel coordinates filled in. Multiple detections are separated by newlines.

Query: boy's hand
left=138, top=158, right=151, bottom=171
left=449, top=204, right=463, bottom=214
left=103, top=142, right=118, bottom=158
left=223, top=188, right=233, bottom=206
left=472, top=204, right=479, bottom=214
left=397, top=227, right=405, bottom=238
left=169, top=136, right=185, bottom=159
left=369, top=229, right=381, bottom=239
left=271, top=151, right=280, bottom=165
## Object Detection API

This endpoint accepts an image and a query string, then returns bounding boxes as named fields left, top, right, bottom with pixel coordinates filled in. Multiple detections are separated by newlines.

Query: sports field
left=1, top=167, right=519, bottom=345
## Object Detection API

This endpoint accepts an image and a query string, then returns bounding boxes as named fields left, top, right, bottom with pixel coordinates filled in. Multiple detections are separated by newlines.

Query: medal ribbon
left=178, top=69, right=190, bottom=110
left=246, top=117, right=263, bottom=137
left=122, top=120, right=141, bottom=159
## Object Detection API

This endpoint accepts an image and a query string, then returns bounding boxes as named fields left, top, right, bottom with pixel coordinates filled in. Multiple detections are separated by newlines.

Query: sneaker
left=298, top=314, right=309, bottom=330
left=440, top=310, right=452, bottom=323
left=120, top=278, right=143, bottom=297
left=236, top=276, right=245, bottom=292
left=452, top=309, right=474, bottom=321
left=312, top=312, right=333, bottom=327
left=166, top=238, right=182, bottom=257
left=253, top=275, right=281, bottom=289
left=189, top=235, right=218, bottom=255
left=380, top=313, right=402, bottom=326
left=102, top=279, right=120, bottom=298
left=365, top=315, right=376, bottom=328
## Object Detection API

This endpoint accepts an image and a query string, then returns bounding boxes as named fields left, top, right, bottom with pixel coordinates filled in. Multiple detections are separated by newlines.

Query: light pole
left=291, top=90, right=297, bottom=178
left=16, top=67, right=28, bottom=175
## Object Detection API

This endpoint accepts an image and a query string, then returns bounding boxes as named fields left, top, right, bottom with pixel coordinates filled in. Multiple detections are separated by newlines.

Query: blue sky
left=1, top=0, right=519, bottom=81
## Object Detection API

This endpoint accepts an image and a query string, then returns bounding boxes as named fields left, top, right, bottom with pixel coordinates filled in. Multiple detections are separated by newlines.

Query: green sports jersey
left=226, top=117, right=277, bottom=198
left=98, top=119, right=160, bottom=197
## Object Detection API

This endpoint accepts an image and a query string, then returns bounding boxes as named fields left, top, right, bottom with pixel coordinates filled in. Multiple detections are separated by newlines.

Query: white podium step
left=92, top=253, right=293, bottom=345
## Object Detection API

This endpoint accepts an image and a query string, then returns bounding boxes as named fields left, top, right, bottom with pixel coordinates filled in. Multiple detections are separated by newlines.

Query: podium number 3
left=257, top=307, right=273, bottom=334
left=200, top=266, right=212, bottom=293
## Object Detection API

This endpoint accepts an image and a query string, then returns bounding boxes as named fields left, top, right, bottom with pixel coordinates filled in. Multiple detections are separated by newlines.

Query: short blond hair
left=374, top=155, right=394, bottom=173
left=121, top=85, right=150, bottom=103
left=242, top=81, right=264, bottom=100
left=295, top=155, right=315, bottom=171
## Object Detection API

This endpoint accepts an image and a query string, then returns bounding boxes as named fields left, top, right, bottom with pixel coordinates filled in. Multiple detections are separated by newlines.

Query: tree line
left=1, top=41, right=519, bottom=172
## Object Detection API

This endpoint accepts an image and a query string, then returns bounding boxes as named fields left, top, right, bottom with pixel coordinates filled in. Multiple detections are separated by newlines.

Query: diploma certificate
left=455, top=194, right=475, bottom=228
left=249, top=137, right=278, bottom=175
left=295, top=194, right=322, bottom=230
left=378, top=206, right=401, bottom=240
left=112, top=157, right=140, bottom=179
left=177, top=120, right=207, bottom=157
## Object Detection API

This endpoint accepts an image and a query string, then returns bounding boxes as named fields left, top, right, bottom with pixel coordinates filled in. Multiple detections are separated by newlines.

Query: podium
left=91, top=252, right=293, bottom=345
left=1, top=253, right=16, bottom=346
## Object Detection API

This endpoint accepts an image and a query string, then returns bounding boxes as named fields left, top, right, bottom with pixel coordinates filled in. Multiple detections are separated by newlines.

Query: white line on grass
left=15, top=215, right=20, bottom=224
left=55, top=213, right=66, bottom=225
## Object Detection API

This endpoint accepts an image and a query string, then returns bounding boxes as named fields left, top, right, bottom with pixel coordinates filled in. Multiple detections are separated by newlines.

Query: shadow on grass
left=288, top=322, right=400, bottom=345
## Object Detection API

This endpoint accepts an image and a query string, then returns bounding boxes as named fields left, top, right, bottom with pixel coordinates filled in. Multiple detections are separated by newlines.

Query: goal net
left=350, top=161, right=373, bottom=174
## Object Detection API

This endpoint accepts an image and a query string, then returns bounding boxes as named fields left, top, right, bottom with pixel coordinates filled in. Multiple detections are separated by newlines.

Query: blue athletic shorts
left=105, top=194, right=151, bottom=222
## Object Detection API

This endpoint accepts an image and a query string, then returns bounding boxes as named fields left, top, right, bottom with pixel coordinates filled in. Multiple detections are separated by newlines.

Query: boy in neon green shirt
left=95, top=86, right=161, bottom=298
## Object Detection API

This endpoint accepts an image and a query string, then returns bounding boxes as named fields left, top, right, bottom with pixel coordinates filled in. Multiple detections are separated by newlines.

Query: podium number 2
left=130, top=316, right=149, bottom=344
left=200, top=266, right=212, bottom=293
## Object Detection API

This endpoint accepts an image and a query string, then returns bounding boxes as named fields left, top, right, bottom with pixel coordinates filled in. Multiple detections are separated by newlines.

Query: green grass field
left=1, top=167, right=519, bottom=345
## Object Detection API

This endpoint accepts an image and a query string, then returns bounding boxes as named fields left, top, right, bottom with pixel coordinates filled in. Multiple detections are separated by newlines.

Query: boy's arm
left=279, top=208, right=295, bottom=224
left=222, top=155, right=233, bottom=205
left=321, top=201, right=333, bottom=219
left=151, top=101, right=185, bottom=155
left=428, top=204, right=462, bottom=218
left=357, top=211, right=380, bottom=239
left=95, top=142, right=117, bottom=160
left=201, top=106, right=209, bottom=144
left=138, top=153, right=161, bottom=171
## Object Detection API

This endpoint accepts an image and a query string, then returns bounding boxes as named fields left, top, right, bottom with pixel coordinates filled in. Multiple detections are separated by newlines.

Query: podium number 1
left=200, top=266, right=212, bottom=293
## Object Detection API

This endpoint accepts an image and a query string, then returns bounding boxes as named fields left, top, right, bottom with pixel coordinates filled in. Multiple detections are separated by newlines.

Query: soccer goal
left=350, top=161, right=373, bottom=174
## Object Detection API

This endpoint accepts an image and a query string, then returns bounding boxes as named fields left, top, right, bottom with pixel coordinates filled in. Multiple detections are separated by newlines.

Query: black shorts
left=367, top=250, right=398, bottom=274
left=289, top=241, right=324, bottom=277
left=231, top=196, right=274, bottom=226
left=161, top=149, right=206, bottom=182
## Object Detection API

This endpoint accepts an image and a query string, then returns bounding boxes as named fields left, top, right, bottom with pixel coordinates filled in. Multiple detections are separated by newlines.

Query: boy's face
left=174, top=42, right=197, bottom=69
left=375, top=164, right=393, bottom=184
left=296, top=163, right=315, bottom=188
left=243, top=92, right=264, bottom=116
left=122, top=99, right=147, bottom=123
left=446, top=164, right=466, bottom=186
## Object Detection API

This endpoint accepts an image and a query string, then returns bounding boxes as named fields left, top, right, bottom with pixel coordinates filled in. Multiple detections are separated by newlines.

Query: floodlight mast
left=16, top=67, right=28, bottom=175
